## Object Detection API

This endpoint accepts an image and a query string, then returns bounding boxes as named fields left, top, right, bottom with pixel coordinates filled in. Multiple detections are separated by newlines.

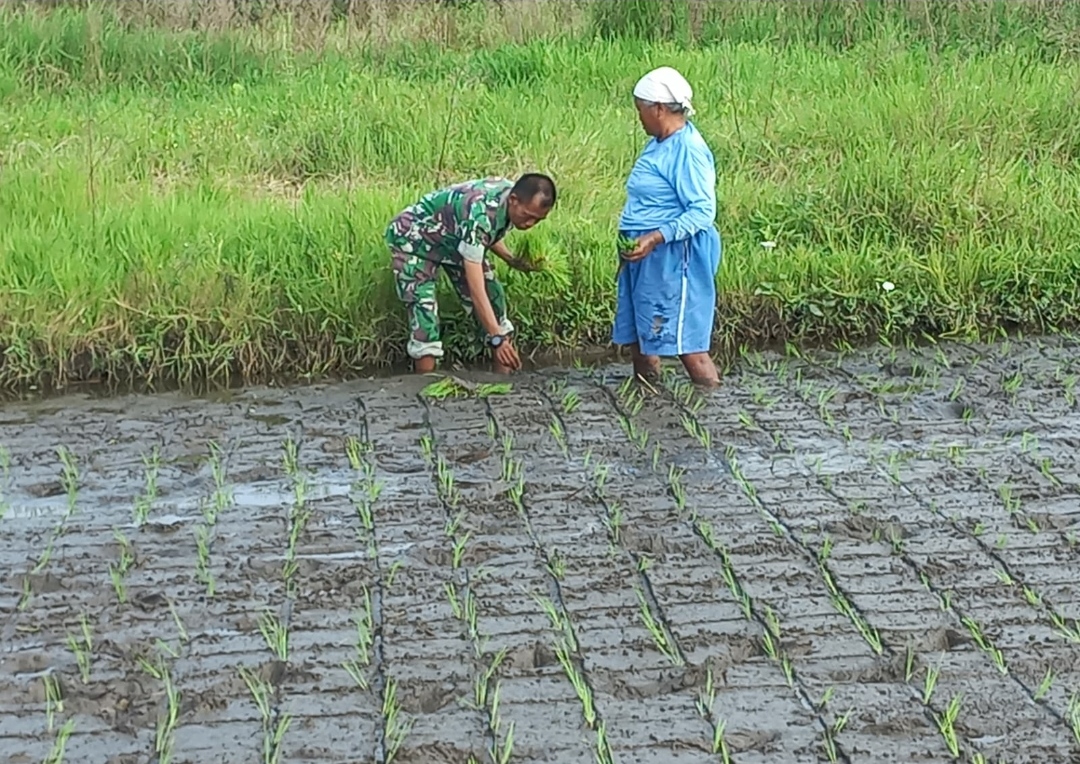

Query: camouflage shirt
left=386, top=177, right=514, bottom=266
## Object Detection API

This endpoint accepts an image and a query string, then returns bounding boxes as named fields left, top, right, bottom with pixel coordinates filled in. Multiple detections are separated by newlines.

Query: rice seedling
left=43, top=718, right=76, bottom=764
left=168, top=598, right=189, bottom=645
left=65, top=613, right=93, bottom=685
left=820, top=564, right=883, bottom=655
left=280, top=436, right=312, bottom=595
left=381, top=677, right=411, bottom=763
left=258, top=609, right=290, bottom=662
left=239, top=666, right=290, bottom=764
left=923, top=659, right=943, bottom=705
left=422, top=376, right=513, bottom=401
left=561, top=390, right=581, bottom=415
left=595, top=721, right=615, bottom=764
left=554, top=637, right=596, bottom=729
left=821, top=726, right=839, bottom=764
left=680, top=413, right=712, bottom=450
left=153, top=663, right=182, bottom=764
left=1067, top=692, right=1080, bottom=746
left=57, top=446, right=79, bottom=518
left=617, top=413, right=649, bottom=452
left=935, top=693, right=963, bottom=757
left=207, top=441, right=233, bottom=519
left=548, top=414, right=569, bottom=457
left=1034, top=667, right=1054, bottom=701
left=43, top=672, right=64, bottom=732
left=960, top=616, right=1007, bottom=675
left=419, top=435, right=434, bottom=466
left=1063, top=375, right=1077, bottom=407
left=108, top=529, right=135, bottom=604
left=343, top=587, right=376, bottom=689
left=131, top=445, right=161, bottom=526
left=634, top=586, right=683, bottom=667
left=346, top=436, right=381, bottom=556
left=695, top=674, right=730, bottom=760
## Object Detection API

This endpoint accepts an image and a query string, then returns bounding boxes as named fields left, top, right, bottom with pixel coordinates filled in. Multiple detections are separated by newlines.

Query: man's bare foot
left=414, top=356, right=437, bottom=374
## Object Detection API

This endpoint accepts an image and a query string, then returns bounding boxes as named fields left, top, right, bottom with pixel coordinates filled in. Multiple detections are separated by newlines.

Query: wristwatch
left=488, top=334, right=505, bottom=348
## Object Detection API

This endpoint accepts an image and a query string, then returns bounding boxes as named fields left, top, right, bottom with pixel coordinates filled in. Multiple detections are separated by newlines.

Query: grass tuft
left=4, top=1, right=1080, bottom=390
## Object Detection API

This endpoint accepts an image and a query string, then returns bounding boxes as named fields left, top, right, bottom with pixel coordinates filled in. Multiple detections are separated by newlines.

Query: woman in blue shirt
left=614, top=66, right=722, bottom=387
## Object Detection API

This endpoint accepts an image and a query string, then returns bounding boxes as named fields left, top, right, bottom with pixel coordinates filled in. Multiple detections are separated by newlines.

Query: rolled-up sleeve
left=456, top=204, right=493, bottom=264
left=658, top=140, right=717, bottom=244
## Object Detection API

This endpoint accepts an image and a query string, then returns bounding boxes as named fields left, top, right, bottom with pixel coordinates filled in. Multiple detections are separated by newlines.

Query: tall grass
left=3, top=0, right=1080, bottom=389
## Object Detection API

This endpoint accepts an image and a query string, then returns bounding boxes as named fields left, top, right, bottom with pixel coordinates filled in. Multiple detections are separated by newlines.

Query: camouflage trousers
left=391, top=249, right=515, bottom=361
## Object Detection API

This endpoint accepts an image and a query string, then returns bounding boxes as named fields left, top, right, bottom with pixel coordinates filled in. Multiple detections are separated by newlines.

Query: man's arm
left=488, top=240, right=514, bottom=262
left=462, top=260, right=505, bottom=338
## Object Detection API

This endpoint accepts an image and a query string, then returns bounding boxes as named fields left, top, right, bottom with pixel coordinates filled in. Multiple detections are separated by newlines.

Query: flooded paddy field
left=2, top=336, right=1080, bottom=764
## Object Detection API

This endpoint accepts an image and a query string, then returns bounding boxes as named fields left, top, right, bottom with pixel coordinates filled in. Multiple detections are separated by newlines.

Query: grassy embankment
left=2, top=0, right=1080, bottom=390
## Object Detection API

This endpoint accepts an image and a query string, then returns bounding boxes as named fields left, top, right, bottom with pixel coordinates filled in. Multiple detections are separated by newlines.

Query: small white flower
left=881, top=281, right=895, bottom=292
left=760, top=240, right=776, bottom=249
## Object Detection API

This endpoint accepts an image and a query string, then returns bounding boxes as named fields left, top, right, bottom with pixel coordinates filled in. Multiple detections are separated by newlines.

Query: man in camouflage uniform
left=387, top=173, right=557, bottom=374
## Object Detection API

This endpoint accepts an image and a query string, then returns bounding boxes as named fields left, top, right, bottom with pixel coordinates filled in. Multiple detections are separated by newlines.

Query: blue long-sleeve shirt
left=618, top=121, right=717, bottom=243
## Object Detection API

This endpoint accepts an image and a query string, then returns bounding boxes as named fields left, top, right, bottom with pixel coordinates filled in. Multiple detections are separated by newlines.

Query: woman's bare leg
left=629, top=343, right=662, bottom=381
left=679, top=352, right=720, bottom=387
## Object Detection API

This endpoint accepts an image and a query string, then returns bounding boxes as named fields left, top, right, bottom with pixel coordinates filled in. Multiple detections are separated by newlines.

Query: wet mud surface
left=2, top=335, right=1080, bottom=763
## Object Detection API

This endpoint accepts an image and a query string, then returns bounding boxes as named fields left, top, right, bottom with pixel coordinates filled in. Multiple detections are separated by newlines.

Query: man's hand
left=489, top=241, right=540, bottom=272
left=493, top=337, right=521, bottom=372
left=621, top=231, right=665, bottom=262
left=505, top=256, right=541, bottom=272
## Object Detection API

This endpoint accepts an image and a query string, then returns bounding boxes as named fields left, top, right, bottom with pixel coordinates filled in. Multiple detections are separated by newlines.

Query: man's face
left=507, top=194, right=551, bottom=231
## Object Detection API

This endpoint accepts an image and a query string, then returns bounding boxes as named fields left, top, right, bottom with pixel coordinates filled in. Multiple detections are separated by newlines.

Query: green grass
left=3, top=0, right=1080, bottom=390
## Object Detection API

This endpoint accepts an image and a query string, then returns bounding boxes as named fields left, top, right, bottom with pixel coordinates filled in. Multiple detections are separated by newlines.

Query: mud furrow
left=599, top=371, right=966, bottom=762
left=419, top=394, right=500, bottom=759
left=354, top=398, right=391, bottom=764
left=481, top=392, right=607, bottom=763
left=795, top=356, right=1080, bottom=721
left=361, top=386, right=483, bottom=764
left=548, top=372, right=833, bottom=762
left=649, top=370, right=1010, bottom=763
left=746, top=355, right=1077, bottom=760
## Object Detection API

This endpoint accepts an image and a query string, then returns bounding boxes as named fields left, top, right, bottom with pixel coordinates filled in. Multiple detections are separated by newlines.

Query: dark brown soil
left=1, top=336, right=1078, bottom=763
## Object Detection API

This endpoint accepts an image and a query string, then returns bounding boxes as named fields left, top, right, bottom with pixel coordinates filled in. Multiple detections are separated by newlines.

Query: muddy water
left=1, top=336, right=1079, bottom=763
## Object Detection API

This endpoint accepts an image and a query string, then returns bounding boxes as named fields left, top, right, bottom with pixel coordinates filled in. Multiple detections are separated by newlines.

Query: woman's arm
left=657, top=140, right=717, bottom=244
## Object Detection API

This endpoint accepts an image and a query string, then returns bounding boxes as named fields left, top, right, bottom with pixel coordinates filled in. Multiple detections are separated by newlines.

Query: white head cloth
left=633, top=66, right=695, bottom=116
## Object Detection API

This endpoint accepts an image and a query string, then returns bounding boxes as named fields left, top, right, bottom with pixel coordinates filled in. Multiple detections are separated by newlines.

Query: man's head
left=507, top=173, right=556, bottom=230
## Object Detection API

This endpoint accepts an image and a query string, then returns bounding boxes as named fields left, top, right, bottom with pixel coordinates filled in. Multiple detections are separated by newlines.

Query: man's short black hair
left=511, top=173, right=556, bottom=208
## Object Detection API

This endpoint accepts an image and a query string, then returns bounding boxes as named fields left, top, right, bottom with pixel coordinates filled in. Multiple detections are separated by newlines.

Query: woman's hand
left=621, top=231, right=665, bottom=262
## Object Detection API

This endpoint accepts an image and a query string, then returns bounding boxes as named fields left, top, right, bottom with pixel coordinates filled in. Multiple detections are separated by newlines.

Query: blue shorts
left=612, top=226, right=722, bottom=356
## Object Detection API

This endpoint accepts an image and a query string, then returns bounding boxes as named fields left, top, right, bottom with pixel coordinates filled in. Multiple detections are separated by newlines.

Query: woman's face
left=633, top=98, right=662, bottom=137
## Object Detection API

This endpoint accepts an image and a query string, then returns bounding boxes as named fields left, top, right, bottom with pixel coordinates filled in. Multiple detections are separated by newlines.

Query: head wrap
left=632, top=66, right=695, bottom=116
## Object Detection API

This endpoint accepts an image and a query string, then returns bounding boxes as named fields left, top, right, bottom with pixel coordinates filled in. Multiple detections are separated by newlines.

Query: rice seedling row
left=344, top=403, right=393, bottom=764
left=2, top=337, right=1079, bottom=761
left=416, top=391, right=512, bottom=764
left=578, top=375, right=870, bottom=762
left=728, top=345, right=1080, bottom=760
left=663, top=372, right=1055, bottom=763
left=540, top=376, right=701, bottom=762
left=601, top=368, right=982, bottom=762
left=480, top=392, right=606, bottom=763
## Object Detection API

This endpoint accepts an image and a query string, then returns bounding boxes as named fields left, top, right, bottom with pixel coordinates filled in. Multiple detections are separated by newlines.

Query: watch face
left=490, top=335, right=503, bottom=347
